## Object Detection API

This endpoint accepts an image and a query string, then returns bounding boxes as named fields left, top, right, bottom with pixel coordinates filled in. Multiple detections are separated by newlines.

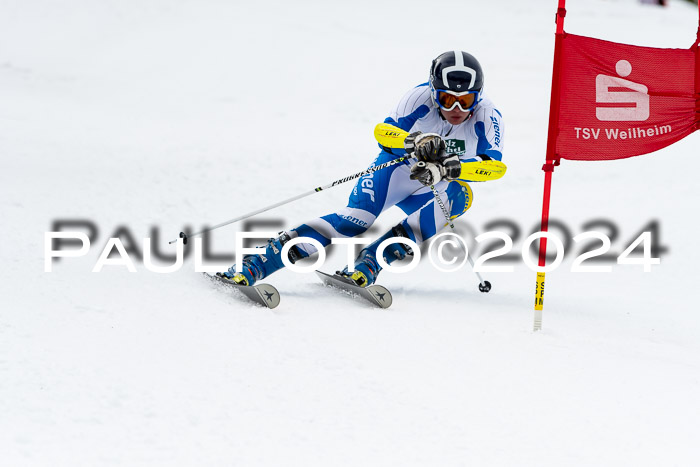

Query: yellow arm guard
left=458, top=160, right=507, bottom=182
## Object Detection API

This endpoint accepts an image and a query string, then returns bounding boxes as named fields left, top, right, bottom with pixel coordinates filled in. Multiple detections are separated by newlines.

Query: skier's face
left=440, top=107, right=471, bottom=125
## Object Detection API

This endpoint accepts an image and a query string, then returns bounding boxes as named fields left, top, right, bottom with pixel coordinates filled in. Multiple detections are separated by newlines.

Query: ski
left=315, top=270, right=393, bottom=309
left=203, top=273, right=280, bottom=309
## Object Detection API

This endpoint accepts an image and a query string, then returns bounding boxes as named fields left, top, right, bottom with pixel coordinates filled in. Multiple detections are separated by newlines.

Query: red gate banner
left=556, top=33, right=698, bottom=161
left=534, top=1, right=700, bottom=331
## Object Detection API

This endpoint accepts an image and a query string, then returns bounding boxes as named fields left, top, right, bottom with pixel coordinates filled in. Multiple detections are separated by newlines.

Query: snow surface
left=2, top=0, right=700, bottom=465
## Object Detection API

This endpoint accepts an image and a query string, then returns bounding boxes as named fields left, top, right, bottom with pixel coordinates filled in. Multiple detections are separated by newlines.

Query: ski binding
left=315, top=270, right=392, bottom=308
left=204, top=273, right=280, bottom=309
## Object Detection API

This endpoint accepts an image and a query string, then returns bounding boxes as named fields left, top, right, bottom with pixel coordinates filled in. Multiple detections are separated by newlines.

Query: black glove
left=441, top=155, right=461, bottom=180
left=403, top=132, right=446, bottom=162
left=409, top=156, right=462, bottom=186
left=410, top=161, right=444, bottom=186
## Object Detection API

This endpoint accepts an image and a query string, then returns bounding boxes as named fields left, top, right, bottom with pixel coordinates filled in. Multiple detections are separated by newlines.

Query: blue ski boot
left=217, top=231, right=307, bottom=286
left=339, top=223, right=414, bottom=287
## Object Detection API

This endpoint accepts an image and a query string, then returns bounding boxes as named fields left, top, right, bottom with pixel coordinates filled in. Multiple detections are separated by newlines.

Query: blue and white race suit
left=292, top=83, right=505, bottom=253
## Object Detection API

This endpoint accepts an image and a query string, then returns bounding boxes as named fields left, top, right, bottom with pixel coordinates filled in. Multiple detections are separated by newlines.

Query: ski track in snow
left=1, top=0, right=699, bottom=465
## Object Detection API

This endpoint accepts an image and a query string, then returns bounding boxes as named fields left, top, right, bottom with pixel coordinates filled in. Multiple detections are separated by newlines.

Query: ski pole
left=428, top=182, right=492, bottom=293
left=169, top=155, right=414, bottom=244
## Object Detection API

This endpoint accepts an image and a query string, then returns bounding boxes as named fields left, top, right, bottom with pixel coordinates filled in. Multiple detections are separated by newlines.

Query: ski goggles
left=434, top=90, right=479, bottom=112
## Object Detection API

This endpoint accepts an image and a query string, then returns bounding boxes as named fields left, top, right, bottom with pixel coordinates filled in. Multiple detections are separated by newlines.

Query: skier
left=219, top=50, right=505, bottom=287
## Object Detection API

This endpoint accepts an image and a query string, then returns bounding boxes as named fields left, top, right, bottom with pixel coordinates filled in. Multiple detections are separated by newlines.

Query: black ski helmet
left=429, top=50, right=484, bottom=107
